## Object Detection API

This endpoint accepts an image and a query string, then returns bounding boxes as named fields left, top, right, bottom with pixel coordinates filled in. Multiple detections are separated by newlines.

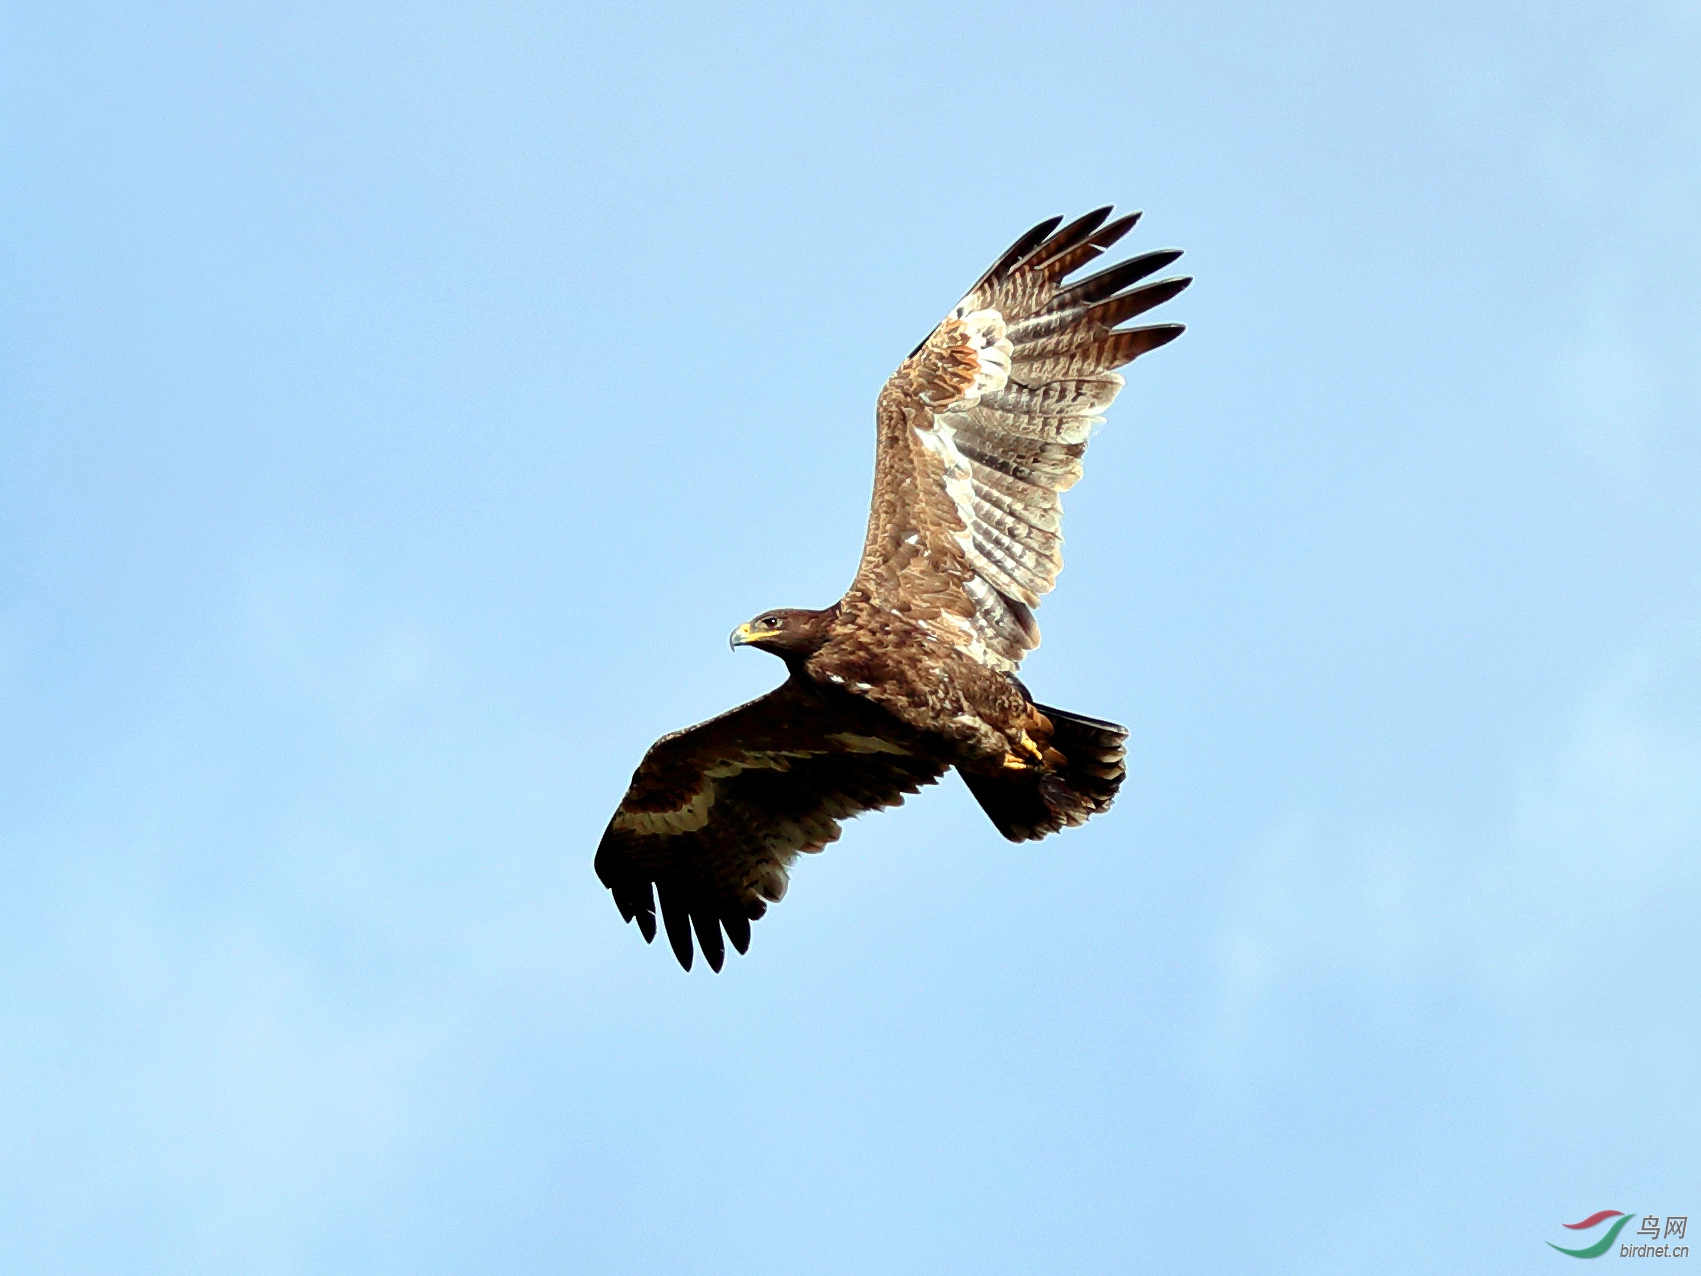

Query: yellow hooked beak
left=729, top=622, right=758, bottom=650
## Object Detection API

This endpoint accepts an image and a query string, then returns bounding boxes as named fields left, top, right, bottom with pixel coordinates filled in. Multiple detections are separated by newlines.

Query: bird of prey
left=596, top=207, right=1188, bottom=970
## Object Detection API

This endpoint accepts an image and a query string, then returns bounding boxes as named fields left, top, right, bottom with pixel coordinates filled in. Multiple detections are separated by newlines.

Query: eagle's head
left=729, top=606, right=837, bottom=660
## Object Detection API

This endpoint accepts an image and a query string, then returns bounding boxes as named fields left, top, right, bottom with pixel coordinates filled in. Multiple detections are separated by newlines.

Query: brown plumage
left=596, top=207, right=1188, bottom=970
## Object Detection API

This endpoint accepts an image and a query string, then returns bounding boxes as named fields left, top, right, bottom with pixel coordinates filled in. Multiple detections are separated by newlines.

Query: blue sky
left=3, top=2, right=1698, bottom=1271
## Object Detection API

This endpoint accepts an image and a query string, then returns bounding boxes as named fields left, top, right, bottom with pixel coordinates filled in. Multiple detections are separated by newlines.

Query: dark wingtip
left=1091, top=212, right=1141, bottom=249
left=1091, top=275, right=1194, bottom=329
left=1013, top=215, right=1054, bottom=255
left=723, top=913, right=751, bottom=955
left=1071, top=248, right=1186, bottom=305
left=1028, top=207, right=1115, bottom=271
left=692, top=911, right=726, bottom=973
left=973, top=214, right=1064, bottom=295
left=621, top=878, right=657, bottom=942
left=659, top=884, right=695, bottom=970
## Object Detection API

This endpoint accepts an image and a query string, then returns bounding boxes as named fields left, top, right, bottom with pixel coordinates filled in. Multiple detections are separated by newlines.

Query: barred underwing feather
left=599, top=208, right=1174, bottom=971
left=965, top=546, right=1042, bottom=608
left=963, top=216, right=1063, bottom=299
left=983, top=372, right=1124, bottom=418
left=962, top=402, right=1101, bottom=444
left=978, top=594, right=1040, bottom=648
left=971, top=519, right=1057, bottom=587
left=967, top=494, right=1061, bottom=562
left=1012, top=326, right=1185, bottom=383
left=1017, top=207, right=1115, bottom=277
left=1043, top=249, right=1187, bottom=313
left=969, top=538, right=1055, bottom=602
left=959, top=573, right=1040, bottom=649
left=853, top=208, right=1188, bottom=671
left=1008, top=278, right=1193, bottom=359
left=1020, top=213, right=1141, bottom=292
left=1084, top=276, right=1195, bottom=329
left=957, top=429, right=1070, bottom=475
left=970, top=474, right=1061, bottom=533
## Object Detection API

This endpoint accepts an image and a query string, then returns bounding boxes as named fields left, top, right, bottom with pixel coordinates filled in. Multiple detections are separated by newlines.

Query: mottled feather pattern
left=597, top=208, right=1183, bottom=970
left=854, top=206, right=1188, bottom=669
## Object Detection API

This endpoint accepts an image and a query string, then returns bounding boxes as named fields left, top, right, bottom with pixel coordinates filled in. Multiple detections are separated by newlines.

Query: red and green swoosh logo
left=1550, top=1211, right=1633, bottom=1258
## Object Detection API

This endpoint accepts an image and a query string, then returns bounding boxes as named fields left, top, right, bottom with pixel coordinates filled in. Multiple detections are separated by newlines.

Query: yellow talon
left=998, top=731, right=1047, bottom=772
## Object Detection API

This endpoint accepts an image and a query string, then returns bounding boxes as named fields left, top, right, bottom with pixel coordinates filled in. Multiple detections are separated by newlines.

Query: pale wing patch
left=614, top=792, right=717, bottom=836
left=912, top=346, right=1052, bottom=670
left=953, top=309, right=1013, bottom=403
left=913, top=309, right=1013, bottom=413
left=908, top=308, right=1041, bottom=670
left=825, top=732, right=912, bottom=755
left=704, top=750, right=814, bottom=778
left=612, top=739, right=911, bottom=836
left=612, top=748, right=815, bottom=834
left=596, top=681, right=957, bottom=971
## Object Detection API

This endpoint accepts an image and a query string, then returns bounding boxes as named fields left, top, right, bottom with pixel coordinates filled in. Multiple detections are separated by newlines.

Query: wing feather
left=1033, top=248, right=1185, bottom=315
left=847, top=208, right=1187, bottom=670
left=595, top=682, right=947, bottom=970
left=1010, top=323, right=1186, bottom=384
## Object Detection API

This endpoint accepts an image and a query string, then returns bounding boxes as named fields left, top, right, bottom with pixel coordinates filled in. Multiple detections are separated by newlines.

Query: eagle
left=595, top=207, right=1189, bottom=971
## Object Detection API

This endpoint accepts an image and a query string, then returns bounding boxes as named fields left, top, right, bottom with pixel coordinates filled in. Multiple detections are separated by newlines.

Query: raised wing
left=594, top=682, right=947, bottom=971
left=849, top=208, right=1188, bottom=671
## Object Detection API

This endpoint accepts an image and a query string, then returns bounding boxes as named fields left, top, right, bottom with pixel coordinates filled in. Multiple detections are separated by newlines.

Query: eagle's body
left=596, top=207, right=1189, bottom=970
left=807, top=601, right=1029, bottom=763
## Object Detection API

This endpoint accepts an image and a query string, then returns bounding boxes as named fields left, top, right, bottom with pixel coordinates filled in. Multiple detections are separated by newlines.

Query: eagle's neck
left=765, top=605, right=839, bottom=676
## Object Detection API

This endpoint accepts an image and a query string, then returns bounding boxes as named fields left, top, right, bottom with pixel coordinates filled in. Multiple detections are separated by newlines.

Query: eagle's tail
left=959, top=705, right=1129, bottom=842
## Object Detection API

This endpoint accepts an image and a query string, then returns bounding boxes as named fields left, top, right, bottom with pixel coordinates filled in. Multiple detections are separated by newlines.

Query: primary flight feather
left=596, top=207, right=1189, bottom=970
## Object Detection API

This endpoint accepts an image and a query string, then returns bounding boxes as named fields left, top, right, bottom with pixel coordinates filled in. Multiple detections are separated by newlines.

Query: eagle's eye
left=762, top=615, right=780, bottom=628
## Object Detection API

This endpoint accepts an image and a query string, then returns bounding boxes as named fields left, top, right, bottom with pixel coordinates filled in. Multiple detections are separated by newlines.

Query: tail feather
left=960, top=703, right=1129, bottom=842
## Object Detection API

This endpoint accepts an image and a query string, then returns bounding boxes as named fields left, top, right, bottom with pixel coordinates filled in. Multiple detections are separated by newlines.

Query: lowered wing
left=848, top=207, right=1188, bottom=671
left=595, top=682, right=947, bottom=971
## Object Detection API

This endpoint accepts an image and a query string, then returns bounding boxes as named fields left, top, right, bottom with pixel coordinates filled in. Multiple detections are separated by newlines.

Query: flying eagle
left=596, top=207, right=1189, bottom=970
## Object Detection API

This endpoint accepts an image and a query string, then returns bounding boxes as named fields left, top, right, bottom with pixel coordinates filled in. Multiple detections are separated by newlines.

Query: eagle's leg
left=1000, top=729, right=1049, bottom=771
